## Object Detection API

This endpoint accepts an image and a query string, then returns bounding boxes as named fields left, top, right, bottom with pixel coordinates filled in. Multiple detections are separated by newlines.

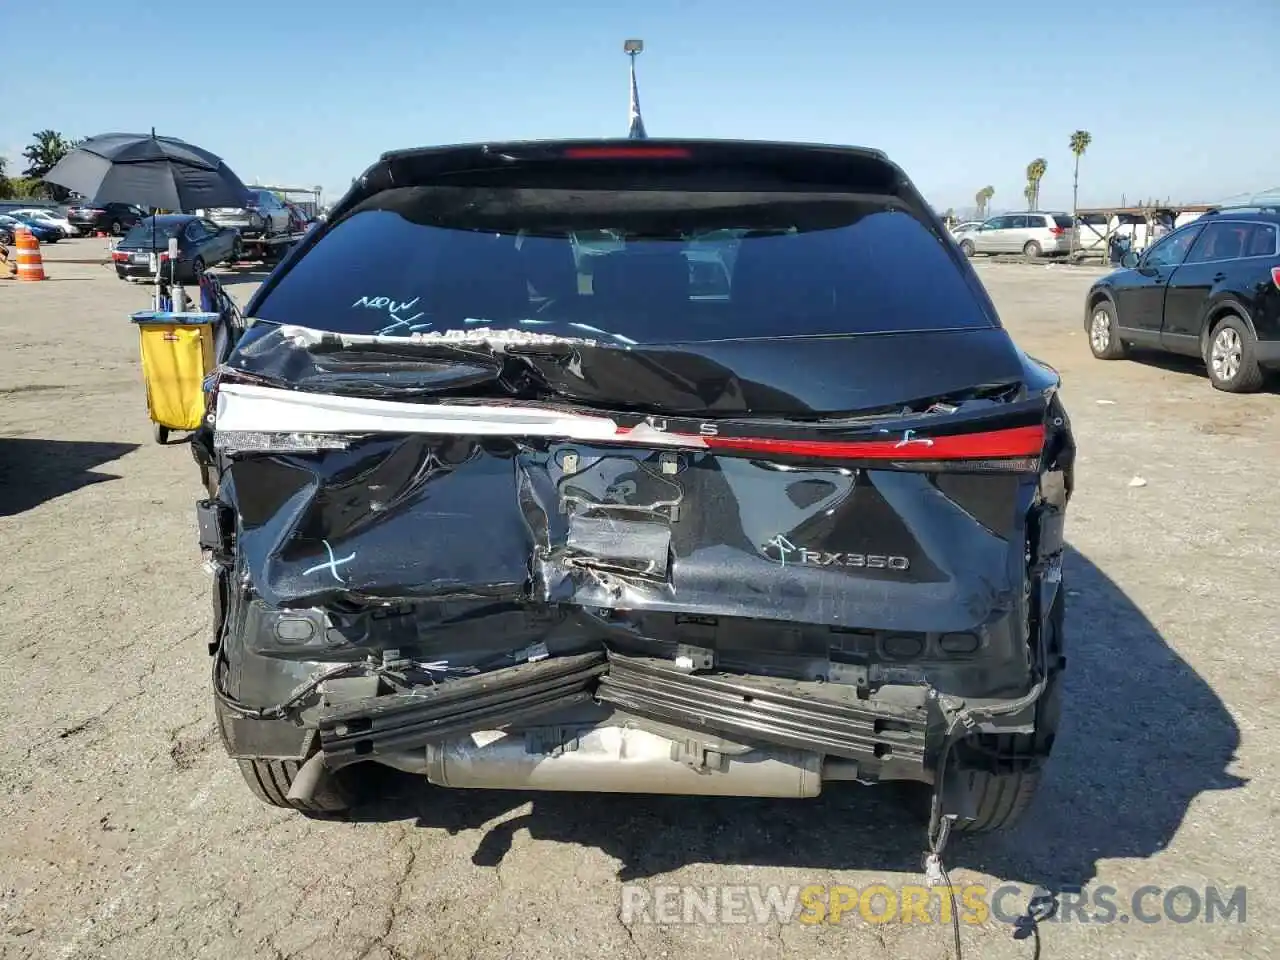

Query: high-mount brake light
left=563, top=146, right=691, bottom=159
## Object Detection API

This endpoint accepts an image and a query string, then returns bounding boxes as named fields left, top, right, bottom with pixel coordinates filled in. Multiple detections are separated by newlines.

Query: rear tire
left=949, top=752, right=1044, bottom=834
left=1023, top=240, right=1042, bottom=258
left=214, top=700, right=354, bottom=814
left=234, top=758, right=353, bottom=815
left=1205, top=314, right=1264, bottom=393
left=959, top=239, right=975, bottom=258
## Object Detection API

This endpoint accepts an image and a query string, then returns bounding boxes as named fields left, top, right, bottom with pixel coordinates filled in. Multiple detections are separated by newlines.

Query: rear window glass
left=123, top=220, right=183, bottom=244
left=253, top=186, right=995, bottom=344
left=1052, top=215, right=1074, bottom=227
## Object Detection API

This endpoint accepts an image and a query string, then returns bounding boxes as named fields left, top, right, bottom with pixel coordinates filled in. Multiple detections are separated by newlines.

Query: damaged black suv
left=193, top=140, right=1073, bottom=840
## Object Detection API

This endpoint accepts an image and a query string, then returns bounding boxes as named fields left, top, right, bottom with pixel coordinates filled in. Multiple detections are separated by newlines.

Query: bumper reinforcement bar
left=597, top=653, right=931, bottom=766
left=318, top=652, right=607, bottom=766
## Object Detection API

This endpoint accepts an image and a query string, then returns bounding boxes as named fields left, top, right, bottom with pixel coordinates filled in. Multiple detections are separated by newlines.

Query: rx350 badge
left=763, top=535, right=910, bottom=571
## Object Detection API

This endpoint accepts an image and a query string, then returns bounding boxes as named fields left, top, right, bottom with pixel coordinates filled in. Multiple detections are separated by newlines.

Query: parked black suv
left=194, top=140, right=1074, bottom=841
left=67, top=201, right=146, bottom=236
left=1085, top=207, right=1280, bottom=392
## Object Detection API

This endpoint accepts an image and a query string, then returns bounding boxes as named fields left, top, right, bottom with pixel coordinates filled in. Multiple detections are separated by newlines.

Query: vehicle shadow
left=346, top=544, right=1242, bottom=892
left=1125, top=347, right=1280, bottom=394
left=0, top=438, right=139, bottom=517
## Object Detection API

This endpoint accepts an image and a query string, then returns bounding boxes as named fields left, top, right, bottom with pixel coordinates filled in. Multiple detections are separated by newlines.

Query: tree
left=21, top=130, right=75, bottom=200
left=974, top=185, right=995, bottom=219
left=0, top=154, right=9, bottom=199
left=1069, top=130, right=1092, bottom=254
left=1026, top=158, right=1047, bottom=210
left=1024, top=183, right=1036, bottom=210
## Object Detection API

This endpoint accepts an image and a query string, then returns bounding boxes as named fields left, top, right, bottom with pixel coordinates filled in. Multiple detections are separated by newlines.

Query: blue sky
left=6, top=0, right=1278, bottom=213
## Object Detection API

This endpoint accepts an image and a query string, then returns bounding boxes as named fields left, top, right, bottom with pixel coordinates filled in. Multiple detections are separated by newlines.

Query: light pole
left=624, top=38, right=647, bottom=139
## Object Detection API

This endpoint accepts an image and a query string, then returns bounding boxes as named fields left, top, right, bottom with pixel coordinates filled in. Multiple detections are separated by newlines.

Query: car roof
left=135, top=214, right=196, bottom=225
left=1202, top=207, right=1280, bottom=223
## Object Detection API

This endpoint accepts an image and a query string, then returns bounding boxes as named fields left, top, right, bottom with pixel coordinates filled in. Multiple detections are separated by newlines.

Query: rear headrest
left=424, top=232, right=529, bottom=321
left=731, top=233, right=837, bottom=315
left=590, top=248, right=689, bottom=308
left=519, top=236, right=578, bottom=302
left=1212, top=229, right=1243, bottom=259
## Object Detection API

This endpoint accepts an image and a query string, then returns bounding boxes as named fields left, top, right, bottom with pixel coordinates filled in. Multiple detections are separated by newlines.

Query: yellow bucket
left=131, top=311, right=220, bottom=435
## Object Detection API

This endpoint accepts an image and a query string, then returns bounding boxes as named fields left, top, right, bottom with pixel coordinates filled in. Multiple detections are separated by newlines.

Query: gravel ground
left=0, top=243, right=1277, bottom=960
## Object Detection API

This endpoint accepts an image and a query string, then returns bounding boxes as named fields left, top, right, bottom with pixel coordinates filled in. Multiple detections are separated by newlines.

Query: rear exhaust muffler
left=378, top=724, right=825, bottom=798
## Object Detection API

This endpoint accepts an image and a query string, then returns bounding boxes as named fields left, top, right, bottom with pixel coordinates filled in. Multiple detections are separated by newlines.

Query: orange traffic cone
left=16, top=229, right=46, bottom=282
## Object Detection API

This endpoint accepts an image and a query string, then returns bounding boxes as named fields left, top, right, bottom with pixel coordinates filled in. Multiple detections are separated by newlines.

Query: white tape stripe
left=213, top=383, right=623, bottom=439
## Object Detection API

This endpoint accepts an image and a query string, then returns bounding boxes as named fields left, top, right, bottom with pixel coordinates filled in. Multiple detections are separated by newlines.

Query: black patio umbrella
left=43, top=130, right=251, bottom=212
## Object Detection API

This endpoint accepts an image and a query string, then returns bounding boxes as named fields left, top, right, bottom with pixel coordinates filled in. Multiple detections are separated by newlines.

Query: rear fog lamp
left=274, top=618, right=317, bottom=645
left=883, top=634, right=924, bottom=659
left=939, top=632, right=980, bottom=654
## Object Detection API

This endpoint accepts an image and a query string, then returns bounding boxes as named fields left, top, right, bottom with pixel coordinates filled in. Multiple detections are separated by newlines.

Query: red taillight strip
left=696, top=424, right=1045, bottom=461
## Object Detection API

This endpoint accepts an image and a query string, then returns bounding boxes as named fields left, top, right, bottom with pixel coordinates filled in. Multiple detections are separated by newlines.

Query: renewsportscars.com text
left=620, top=883, right=1247, bottom=926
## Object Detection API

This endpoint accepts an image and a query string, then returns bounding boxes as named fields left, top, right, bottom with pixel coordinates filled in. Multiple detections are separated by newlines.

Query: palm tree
left=1026, top=158, right=1047, bottom=209
left=1024, top=183, right=1036, bottom=210
left=21, top=130, right=75, bottom=200
left=974, top=185, right=995, bottom=219
left=1069, top=130, right=1092, bottom=254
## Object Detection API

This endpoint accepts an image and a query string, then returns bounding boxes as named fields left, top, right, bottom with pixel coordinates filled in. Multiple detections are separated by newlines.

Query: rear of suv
left=200, top=188, right=292, bottom=238
left=192, top=140, right=1073, bottom=843
left=957, top=212, right=1077, bottom=258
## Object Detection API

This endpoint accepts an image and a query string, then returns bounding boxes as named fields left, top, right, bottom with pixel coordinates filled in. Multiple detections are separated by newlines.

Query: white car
left=9, top=208, right=77, bottom=238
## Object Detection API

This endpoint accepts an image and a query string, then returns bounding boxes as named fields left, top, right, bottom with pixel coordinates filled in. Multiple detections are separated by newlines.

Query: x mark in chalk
left=302, top=539, right=356, bottom=583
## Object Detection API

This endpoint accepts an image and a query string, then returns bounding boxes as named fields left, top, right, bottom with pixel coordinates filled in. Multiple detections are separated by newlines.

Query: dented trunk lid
left=212, top=139, right=1062, bottom=654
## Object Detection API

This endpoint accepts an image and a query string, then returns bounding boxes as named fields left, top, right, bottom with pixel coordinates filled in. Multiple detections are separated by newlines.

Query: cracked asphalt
left=1, top=246, right=1277, bottom=960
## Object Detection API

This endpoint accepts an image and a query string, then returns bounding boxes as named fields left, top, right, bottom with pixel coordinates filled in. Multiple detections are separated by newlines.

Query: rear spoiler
left=337, top=139, right=907, bottom=219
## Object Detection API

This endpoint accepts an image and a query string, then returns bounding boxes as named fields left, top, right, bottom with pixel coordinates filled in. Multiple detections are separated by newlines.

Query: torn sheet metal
left=227, top=432, right=1034, bottom=636
left=219, top=318, right=1036, bottom=417
left=213, top=319, right=1053, bottom=649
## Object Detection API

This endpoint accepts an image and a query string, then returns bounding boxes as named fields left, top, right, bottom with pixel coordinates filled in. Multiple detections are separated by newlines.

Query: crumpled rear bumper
left=313, top=650, right=938, bottom=791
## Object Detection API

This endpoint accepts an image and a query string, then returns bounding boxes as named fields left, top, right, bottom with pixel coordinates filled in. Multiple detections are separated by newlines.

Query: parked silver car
left=199, top=188, right=292, bottom=239
left=955, top=212, right=1077, bottom=258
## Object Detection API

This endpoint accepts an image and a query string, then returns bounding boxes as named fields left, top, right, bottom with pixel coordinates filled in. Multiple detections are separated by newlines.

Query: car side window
left=186, top=221, right=206, bottom=241
left=200, top=219, right=220, bottom=235
left=1246, top=223, right=1278, bottom=257
left=1186, top=222, right=1247, bottom=263
left=1143, top=225, right=1203, bottom=268
left=986, top=216, right=1011, bottom=230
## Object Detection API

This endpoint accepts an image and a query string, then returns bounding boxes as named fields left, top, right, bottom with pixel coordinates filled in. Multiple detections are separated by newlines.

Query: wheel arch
left=1084, top=288, right=1114, bottom=331
left=1199, top=298, right=1257, bottom=356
